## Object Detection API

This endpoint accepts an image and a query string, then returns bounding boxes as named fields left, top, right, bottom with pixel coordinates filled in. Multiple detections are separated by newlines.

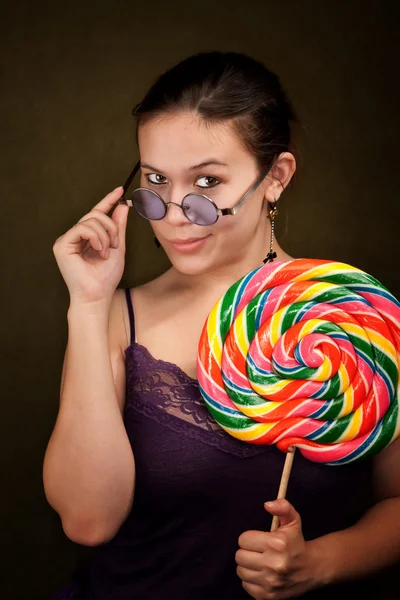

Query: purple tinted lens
left=183, top=195, right=218, bottom=225
left=131, top=189, right=166, bottom=220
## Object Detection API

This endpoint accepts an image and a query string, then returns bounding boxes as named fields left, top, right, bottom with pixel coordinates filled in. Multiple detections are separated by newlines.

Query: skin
left=130, top=112, right=400, bottom=598
left=57, top=111, right=400, bottom=593
left=129, top=113, right=294, bottom=381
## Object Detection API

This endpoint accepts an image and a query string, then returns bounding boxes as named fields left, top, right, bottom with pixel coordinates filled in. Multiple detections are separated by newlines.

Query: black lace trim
left=124, top=343, right=273, bottom=459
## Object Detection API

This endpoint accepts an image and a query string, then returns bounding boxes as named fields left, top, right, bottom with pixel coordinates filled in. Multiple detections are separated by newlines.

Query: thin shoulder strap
left=124, top=288, right=136, bottom=346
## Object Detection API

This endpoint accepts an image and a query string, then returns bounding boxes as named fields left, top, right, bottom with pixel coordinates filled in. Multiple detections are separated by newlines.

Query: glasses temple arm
left=227, top=160, right=276, bottom=215
left=122, top=160, right=141, bottom=197
left=218, top=171, right=265, bottom=215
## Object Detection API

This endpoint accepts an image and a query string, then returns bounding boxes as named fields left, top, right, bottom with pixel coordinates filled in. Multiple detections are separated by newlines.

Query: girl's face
left=137, top=112, right=276, bottom=276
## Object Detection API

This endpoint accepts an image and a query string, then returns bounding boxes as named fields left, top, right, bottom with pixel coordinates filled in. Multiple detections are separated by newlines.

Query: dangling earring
left=263, top=200, right=279, bottom=264
left=154, top=236, right=161, bottom=248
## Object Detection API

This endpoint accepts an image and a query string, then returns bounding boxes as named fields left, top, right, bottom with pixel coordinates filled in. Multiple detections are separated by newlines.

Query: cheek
left=215, top=202, right=264, bottom=244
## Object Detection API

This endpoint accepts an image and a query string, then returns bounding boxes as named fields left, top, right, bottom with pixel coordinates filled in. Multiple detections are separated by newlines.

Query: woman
left=44, top=51, right=400, bottom=599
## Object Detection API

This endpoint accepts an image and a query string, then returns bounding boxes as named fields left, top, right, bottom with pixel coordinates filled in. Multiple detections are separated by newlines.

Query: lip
left=169, top=235, right=210, bottom=253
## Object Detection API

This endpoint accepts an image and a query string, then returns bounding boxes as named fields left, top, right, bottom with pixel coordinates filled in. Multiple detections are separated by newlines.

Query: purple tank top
left=51, top=287, right=379, bottom=599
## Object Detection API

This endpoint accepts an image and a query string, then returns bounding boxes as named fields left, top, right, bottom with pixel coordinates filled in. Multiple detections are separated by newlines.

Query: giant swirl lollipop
left=197, top=259, right=400, bottom=478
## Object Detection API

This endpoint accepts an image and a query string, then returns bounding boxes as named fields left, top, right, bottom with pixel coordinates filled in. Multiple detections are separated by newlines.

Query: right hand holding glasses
left=52, top=186, right=129, bottom=307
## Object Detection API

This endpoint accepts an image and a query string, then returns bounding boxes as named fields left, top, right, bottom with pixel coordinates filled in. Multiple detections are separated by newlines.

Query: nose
left=163, top=201, right=189, bottom=226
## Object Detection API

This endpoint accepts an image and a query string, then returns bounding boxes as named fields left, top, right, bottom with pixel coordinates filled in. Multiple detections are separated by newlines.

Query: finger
left=235, top=549, right=264, bottom=571
left=237, top=541, right=293, bottom=582
left=238, top=564, right=290, bottom=595
left=270, top=581, right=303, bottom=600
left=75, top=218, right=113, bottom=256
left=264, top=499, right=301, bottom=530
left=238, top=530, right=268, bottom=553
left=236, top=565, right=262, bottom=585
left=91, top=186, right=124, bottom=214
left=69, top=222, right=108, bottom=258
left=241, top=580, right=265, bottom=599
left=77, top=209, right=121, bottom=249
left=262, top=531, right=290, bottom=553
left=238, top=566, right=288, bottom=593
left=86, top=210, right=121, bottom=246
left=81, top=186, right=127, bottom=250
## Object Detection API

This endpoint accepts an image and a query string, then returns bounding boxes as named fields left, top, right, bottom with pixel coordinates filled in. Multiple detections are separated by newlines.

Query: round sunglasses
left=117, top=160, right=274, bottom=226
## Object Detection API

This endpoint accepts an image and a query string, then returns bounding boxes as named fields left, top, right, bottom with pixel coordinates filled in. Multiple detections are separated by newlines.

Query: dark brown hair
left=132, top=51, right=299, bottom=178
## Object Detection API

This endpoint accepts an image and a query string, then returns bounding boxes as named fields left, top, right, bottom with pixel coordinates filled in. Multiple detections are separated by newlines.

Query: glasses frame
left=117, top=158, right=275, bottom=225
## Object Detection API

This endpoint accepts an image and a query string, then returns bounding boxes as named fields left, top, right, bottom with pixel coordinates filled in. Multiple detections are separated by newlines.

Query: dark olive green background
left=1, top=0, right=399, bottom=598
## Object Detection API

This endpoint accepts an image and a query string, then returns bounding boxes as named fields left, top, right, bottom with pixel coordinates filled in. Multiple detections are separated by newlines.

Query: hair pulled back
left=132, top=51, right=298, bottom=176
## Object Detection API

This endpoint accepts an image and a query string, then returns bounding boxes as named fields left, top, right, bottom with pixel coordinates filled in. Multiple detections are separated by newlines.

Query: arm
left=43, top=290, right=135, bottom=546
left=236, top=439, right=400, bottom=599
left=311, top=436, right=400, bottom=585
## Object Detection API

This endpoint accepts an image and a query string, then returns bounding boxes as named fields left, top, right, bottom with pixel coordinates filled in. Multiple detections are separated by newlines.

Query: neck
left=165, top=221, right=293, bottom=300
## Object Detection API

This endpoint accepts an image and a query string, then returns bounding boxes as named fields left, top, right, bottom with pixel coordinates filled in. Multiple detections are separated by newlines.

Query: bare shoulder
left=372, top=436, right=400, bottom=500
left=128, top=274, right=175, bottom=342
left=121, top=271, right=214, bottom=380
left=116, top=273, right=169, bottom=353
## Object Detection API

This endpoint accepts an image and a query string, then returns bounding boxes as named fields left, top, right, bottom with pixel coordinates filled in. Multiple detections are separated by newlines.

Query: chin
left=173, top=257, right=216, bottom=277
left=164, top=249, right=217, bottom=277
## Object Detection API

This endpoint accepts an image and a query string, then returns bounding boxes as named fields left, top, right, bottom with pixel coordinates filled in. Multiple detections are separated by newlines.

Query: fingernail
left=114, top=236, right=119, bottom=247
left=265, top=501, right=275, bottom=508
left=114, top=186, right=123, bottom=192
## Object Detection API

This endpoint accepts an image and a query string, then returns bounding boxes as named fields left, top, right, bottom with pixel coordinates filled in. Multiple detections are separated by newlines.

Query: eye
left=147, top=173, right=167, bottom=185
left=196, top=176, right=221, bottom=189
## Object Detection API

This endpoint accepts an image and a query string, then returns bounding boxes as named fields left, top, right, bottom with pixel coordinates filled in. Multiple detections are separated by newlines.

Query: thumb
left=264, top=498, right=301, bottom=529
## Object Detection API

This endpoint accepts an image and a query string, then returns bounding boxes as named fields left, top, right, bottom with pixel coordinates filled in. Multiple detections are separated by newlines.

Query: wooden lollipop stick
left=270, top=447, right=296, bottom=532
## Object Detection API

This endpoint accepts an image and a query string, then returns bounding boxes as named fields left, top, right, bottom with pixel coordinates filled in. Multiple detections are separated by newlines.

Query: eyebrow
left=140, top=159, right=229, bottom=172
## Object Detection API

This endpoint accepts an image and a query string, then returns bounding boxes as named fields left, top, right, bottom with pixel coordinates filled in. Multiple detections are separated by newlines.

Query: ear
left=264, top=152, right=296, bottom=202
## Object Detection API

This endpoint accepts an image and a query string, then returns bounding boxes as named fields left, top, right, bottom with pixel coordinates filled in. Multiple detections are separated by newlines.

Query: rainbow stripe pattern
left=197, top=259, right=400, bottom=465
